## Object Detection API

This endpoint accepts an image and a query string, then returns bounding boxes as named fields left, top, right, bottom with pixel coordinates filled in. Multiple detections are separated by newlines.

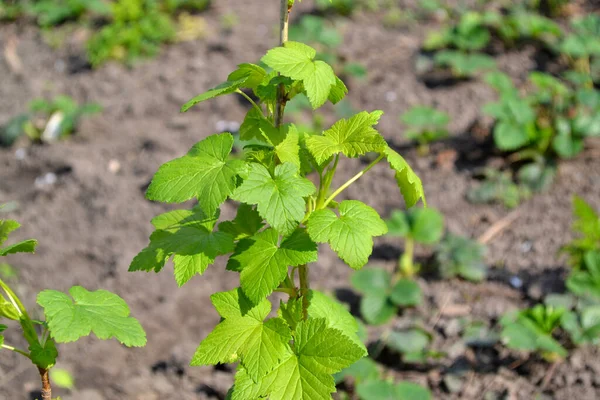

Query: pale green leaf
left=37, top=286, right=146, bottom=347
left=0, top=219, right=37, bottom=256
left=231, top=163, right=316, bottom=236
left=307, top=200, right=387, bottom=269
left=228, top=228, right=317, bottom=303
left=218, top=204, right=265, bottom=241
left=129, top=209, right=235, bottom=286
left=146, top=133, right=247, bottom=216
left=181, top=79, right=246, bottom=112
left=275, top=125, right=301, bottom=168
left=306, top=111, right=386, bottom=164
left=384, top=146, right=426, bottom=208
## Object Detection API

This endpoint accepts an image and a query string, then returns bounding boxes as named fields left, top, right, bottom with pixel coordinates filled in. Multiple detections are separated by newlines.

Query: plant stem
left=38, top=367, right=51, bottom=400
left=1, top=343, right=31, bottom=359
left=275, top=0, right=292, bottom=127
left=316, top=154, right=340, bottom=209
left=235, top=89, right=264, bottom=116
left=398, top=237, right=415, bottom=279
left=322, top=153, right=384, bottom=209
left=298, top=264, right=309, bottom=320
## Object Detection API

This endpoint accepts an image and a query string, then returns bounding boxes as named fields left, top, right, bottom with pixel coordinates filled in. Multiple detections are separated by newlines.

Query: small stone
left=444, top=318, right=462, bottom=337
left=443, top=374, right=464, bottom=394
left=509, top=276, right=523, bottom=289
left=384, top=91, right=397, bottom=102
left=14, top=148, right=27, bottom=160
left=108, top=159, right=121, bottom=174
left=34, top=172, right=58, bottom=189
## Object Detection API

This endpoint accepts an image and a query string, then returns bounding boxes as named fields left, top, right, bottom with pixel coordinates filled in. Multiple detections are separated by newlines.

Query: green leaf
left=129, top=209, right=235, bottom=286
left=275, top=125, right=301, bottom=168
left=218, top=204, right=265, bottom=241
left=308, top=290, right=365, bottom=349
left=387, top=329, right=430, bottom=354
left=261, top=41, right=337, bottom=109
left=334, top=357, right=379, bottom=385
left=233, top=318, right=366, bottom=400
left=305, top=111, right=386, bottom=164
left=50, top=368, right=75, bottom=389
left=0, top=219, right=37, bottom=256
left=385, top=210, right=410, bottom=237
left=181, top=79, right=246, bottom=112
left=231, top=162, right=316, bottom=236
left=146, top=133, right=247, bottom=216
left=390, top=279, right=422, bottom=307
left=37, top=286, right=146, bottom=347
left=361, top=293, right=396, bottom=325
left=328, top=77, right=348, bottom=104
left=307, top=200, right=387, bottom=269
left=239, top=108, right=283, bottom=144
left=384, top=146, right=426, bottom=208
left=0, top=294, right=19, bottom=320
left=191, top=292, right=292, bottom=381
left=351, top=267, right=391, bottom=295
left=29, top=339, right=58, bottom=369
left=227, top=63, right=268, bottom=90
left=357, top=380, right=430, bottom=400
left=395, top=382, right=432, bottom=400
left=409, top=208, right=444, bottom=244
left=228, top=228, right=317, bottom=304
left=493, top=121, right=530, bottom=151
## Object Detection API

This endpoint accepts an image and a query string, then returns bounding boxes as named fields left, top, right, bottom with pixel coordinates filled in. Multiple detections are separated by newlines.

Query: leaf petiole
left=1, top=343, right=31, bottom=359
left=235, top=89, right=265, bottom=117
left=322, top=153, right=385, bottom=209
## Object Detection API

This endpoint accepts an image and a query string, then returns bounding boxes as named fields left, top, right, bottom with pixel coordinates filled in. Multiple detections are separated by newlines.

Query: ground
left=1, top=1, right=600, bottom=399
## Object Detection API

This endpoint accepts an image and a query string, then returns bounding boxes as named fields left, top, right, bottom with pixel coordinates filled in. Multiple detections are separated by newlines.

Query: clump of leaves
left=483, top=71, right=600, bottom=192
left=561, top=196, right=600, bottom=269
left=500, top=304, right=567, bottom=362
left=435, top=234, right=488, bottom=282
left=351, top=267, right=423, bottom=325
left=558, top=15, right=600, bottom=86
left=433, top=50, right=496, bottom=79
left=289, top=15, right=366, bottom=79
left=386, top=207, right=444, bottom=277
left=400, top=106, right=450, bottom=155
left=467, top=168, right=531, bottom=208
left=0, top=218, right=145, bottom=399
left=87, top=0, right=177, bottom=67
left=0, top=0, right=111, bottom=26
left=129, top=0, right=426, bottom=396
left=335, top=339, right=432, bottom=399
left=0, top=95, right=101, bottom=147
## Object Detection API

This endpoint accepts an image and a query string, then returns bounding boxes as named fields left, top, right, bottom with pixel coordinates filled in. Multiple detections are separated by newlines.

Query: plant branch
left=275, top=0, right=292, bottom=127
left=1, top=343, right=31, bottom=359
left=322, top=153, right=384, bottom=209
left=38, top=367, right=52, bottom=400
left=298, top=264, right=309, bottom=320
left=235, top=89, right=264, bottom=116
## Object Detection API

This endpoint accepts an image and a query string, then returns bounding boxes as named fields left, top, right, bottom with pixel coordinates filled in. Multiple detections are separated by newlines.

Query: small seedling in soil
left=467, top=168, right=531, bottom=209
left=561, top=195, right=600, bottom=271
left=0, top=0, right=111, bottom=27
left=0, top=96, right=101, bottom=147
left=356, top=379, right=432, bottom=400
left=87, top=0, right=177, bottom=67
left=400, top=106, right=450, bottom=156
left=386, top=207, right=444, bottom=277
left=0, top=218, right=146, bottom=400
left=435, top=234, right=488, bottom=282
left=559, top=15, right=600, bottom=86
left=129, top=0, right=425, bottom=397
left=386, top=326, right=438, bottom=364
left=433, top=50, right=496, bottom=79
left=500, top=304, right=567, bottom=362
left=483, top=71, right=600, bottom=192
left=351, top=267, right=423, bottom=325
left=566, top=250, right=600, bottom=302
left=335, top=345, right=432, bottom=399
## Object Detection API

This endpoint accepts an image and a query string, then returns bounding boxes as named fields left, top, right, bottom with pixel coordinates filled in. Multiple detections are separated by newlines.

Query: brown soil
left=1, top=1, right=600, bottom=399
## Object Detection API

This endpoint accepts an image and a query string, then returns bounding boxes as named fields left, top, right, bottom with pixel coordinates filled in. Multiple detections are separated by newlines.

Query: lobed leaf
left=146, top=133, right=247, bottom=216
left=231, top=162, right=316, bottom=236
left=37, top=286, right=146, bottom=347
left=307, top=200, right=387, bottom=269
left=306, top=111, right=386, bottom=164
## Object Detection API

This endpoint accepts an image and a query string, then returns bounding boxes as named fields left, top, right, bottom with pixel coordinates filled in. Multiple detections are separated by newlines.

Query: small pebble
left=14, top=148, right=27, bottom=160
left=509, top=276, right=523, bottom=289
left=34, top=172, right=57, bottom=189
left=385, top=91, right=397, bottom=102
left=108, top=159, right=121, bottom=174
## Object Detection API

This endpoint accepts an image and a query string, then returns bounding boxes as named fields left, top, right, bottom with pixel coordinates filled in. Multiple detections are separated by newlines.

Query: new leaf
left=191, top=289, right=291, bottom=381
left=231, top=162, right=316, bottom=236
left=0, top=219, right=37, bottom=256
left=130, top=209, right=235, bottom=286
left=227, top=228, right=318, bottom=303
left=307, top=200, right=387, bottom=269
left=306, top=111, right=387, bottom=164
left=146, top=133, right=247, bottom=216
left=384, top=146, right=426, bottom=208
left=262, top=41, right=337, bottom=109
left=37, top=286, right=146, bottom=347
